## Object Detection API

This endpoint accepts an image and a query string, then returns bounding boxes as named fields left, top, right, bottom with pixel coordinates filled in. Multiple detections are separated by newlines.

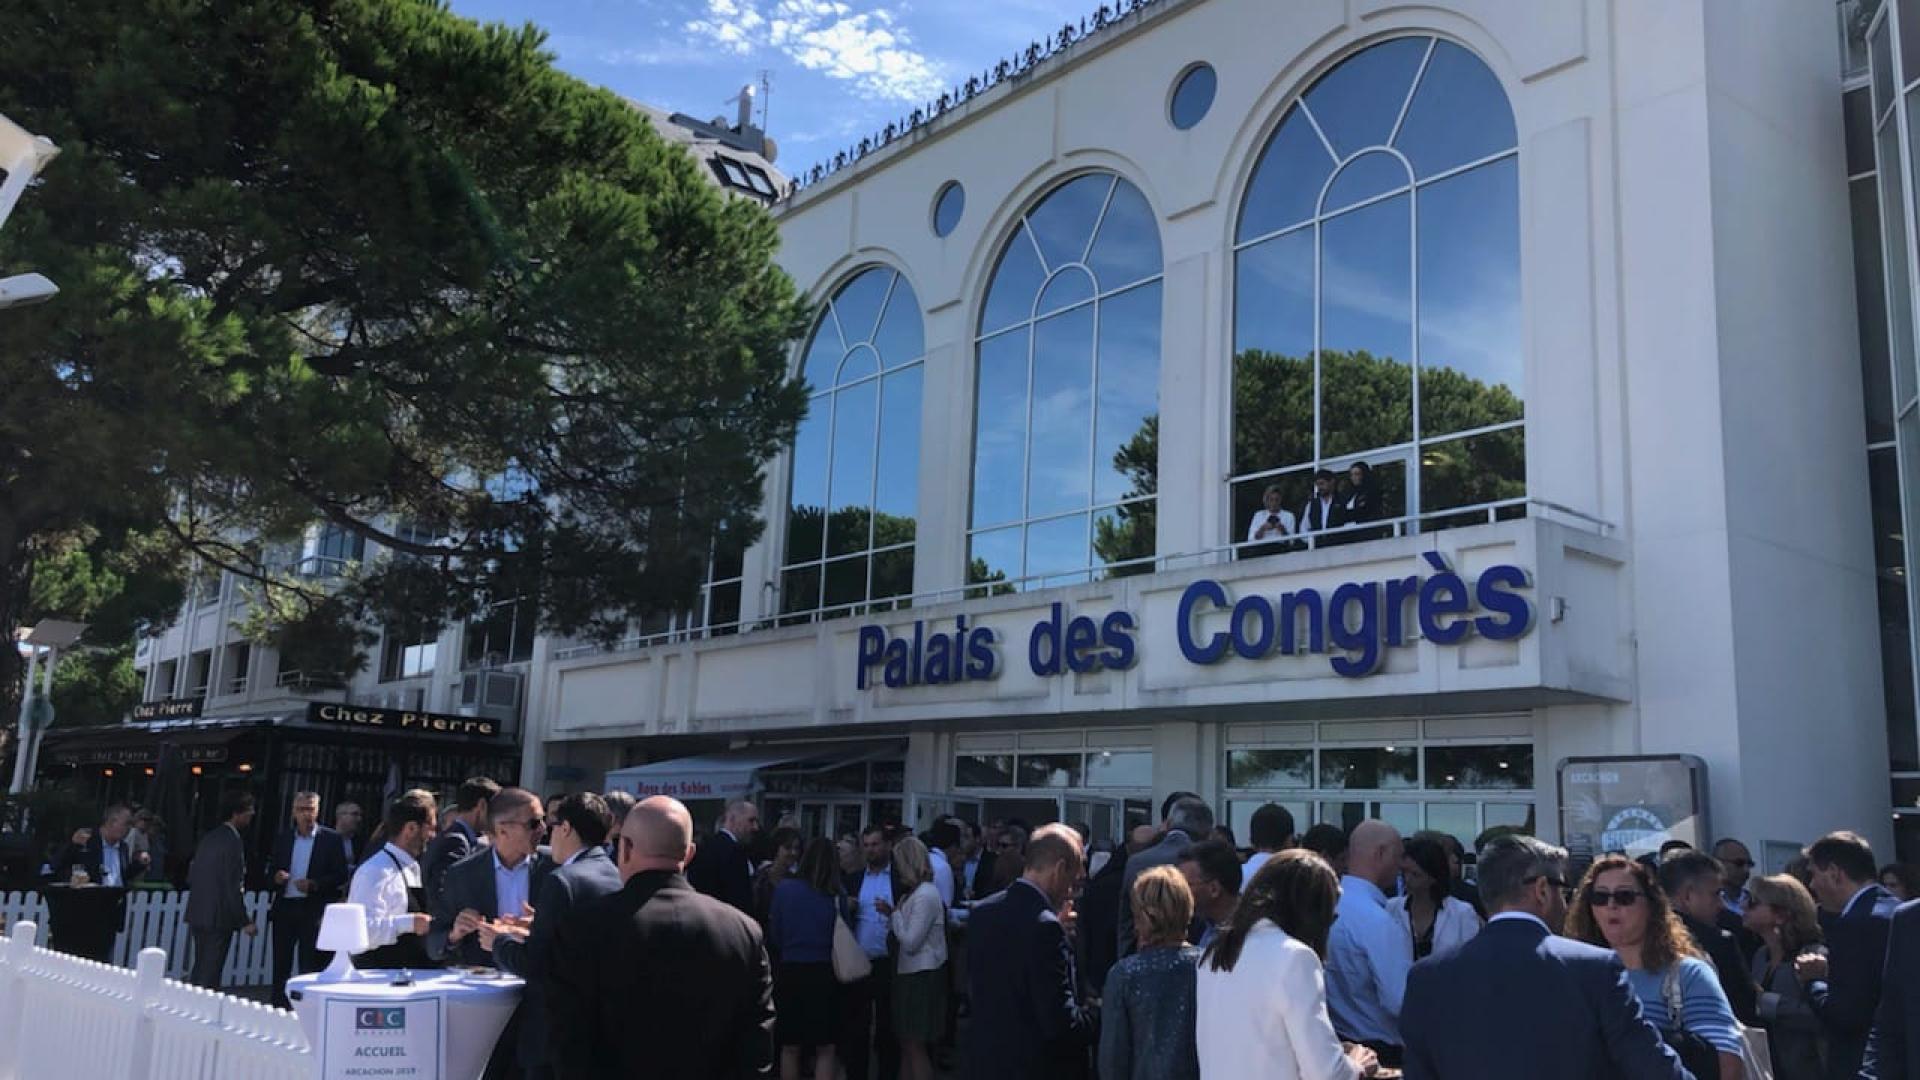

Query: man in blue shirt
left=1326, top=819, right=1411, bottom=1067
left=842, top=824, right=898, bottom=1080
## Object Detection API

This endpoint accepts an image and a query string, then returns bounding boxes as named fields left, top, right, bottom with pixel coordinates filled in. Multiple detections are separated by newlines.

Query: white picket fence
left=0, top=920, right=310, bottom=1079
left=0, top=889, right=278, bottom=988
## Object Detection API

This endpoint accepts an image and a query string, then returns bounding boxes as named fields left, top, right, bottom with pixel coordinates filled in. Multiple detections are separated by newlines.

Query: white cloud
left=684, top=0, right=944, bottom=103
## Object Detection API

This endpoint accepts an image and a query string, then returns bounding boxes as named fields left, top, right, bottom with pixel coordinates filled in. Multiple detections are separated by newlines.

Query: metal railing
left=551, top=498, right=1610, bottom=662
left=272, top=670, right=345, bottom=692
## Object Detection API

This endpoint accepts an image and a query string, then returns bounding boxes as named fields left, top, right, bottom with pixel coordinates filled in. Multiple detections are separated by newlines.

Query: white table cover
left=289, top=968, right=524, bottom=1080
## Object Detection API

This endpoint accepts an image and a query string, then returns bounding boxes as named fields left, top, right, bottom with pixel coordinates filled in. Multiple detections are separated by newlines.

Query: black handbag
left=1660, top=965, right=1721, bottom=1079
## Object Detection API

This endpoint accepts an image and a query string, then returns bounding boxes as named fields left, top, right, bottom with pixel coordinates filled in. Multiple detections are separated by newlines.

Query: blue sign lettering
left=855, top=558, right=1533, bottom=689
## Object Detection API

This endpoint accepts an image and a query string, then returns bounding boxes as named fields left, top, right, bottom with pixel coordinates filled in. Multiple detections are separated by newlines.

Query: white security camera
left=0, top=273, right=58, bottom=310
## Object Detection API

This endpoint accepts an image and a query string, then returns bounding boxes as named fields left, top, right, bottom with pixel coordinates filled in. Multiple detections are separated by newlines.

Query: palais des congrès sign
left=856, top=553, right=1533, bottom=690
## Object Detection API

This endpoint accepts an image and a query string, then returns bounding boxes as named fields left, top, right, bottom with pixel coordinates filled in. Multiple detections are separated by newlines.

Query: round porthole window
left=1170, top=63, right=1217, bottom=130
left=933, top=180, right=965, bottom=237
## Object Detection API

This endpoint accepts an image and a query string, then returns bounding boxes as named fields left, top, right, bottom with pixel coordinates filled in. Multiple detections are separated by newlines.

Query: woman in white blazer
left=1385, top=834, right=1483, bottom=961
left=1194, top=851, right=1380, bottom=1080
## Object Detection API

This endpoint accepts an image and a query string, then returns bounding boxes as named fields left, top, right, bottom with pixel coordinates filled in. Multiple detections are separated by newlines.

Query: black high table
left=41, top=884, right=126, bottom=963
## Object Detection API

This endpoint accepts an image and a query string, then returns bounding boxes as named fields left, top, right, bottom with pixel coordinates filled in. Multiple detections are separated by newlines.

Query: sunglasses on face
left=1524, top=873, right=1575, bottom=902
left=1724, top=858, right=1754, bottom=868
left=1588, top=888, right=1646, bottom=908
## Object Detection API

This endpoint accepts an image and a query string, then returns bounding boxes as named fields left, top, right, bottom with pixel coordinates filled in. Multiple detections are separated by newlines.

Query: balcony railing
left=551, top=498, right=1611, bottom=662
left=273, top=669, right=345, bottom=692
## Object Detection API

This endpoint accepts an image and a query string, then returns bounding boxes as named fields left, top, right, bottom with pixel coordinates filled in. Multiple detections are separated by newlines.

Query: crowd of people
left=1245, top=462, right=1386, bottom=552
left=69, top=775, right=1920, bottom=1079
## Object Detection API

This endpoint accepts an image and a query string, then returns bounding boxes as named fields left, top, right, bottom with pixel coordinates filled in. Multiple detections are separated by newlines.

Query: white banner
left=319, top=995, right=444, bottom=1079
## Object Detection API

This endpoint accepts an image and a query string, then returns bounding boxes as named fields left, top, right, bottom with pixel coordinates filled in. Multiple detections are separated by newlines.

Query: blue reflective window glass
left=1027, top=513, right=1091, bottom=583
left=1239, top=110, right=1335, bottom=243
left=826, top=378, right=878, bottom=557
left=981, top=223, right=1047, bottom=335
left=1302, top=37, right=1429, bottom=159
left=1086, top=180, right=1163, bottom=290
left=972, top=329, right=1030, bottom=527
left=1320, top=193, right=1413, bottom=456
left=1025, top=174, right=1113, bottom=270
left=1028, top=306, right=1096, bottom=518
left=875, top=367, right=922, bottom=528
left=1322, top=151, right=1412, bottom=214
left=832, top=268, right=892, bottom=346
left=1094, top=282, right=1161, bottom=505
left=1393, top=41, right=1516, bottom=180
left=1170, top=63, right=1217, bottom=130
left=1417, top=157, right=1522, bottom=434
left=788, top=267, right=923, bottom=603
left=873, top=276, right=924, bottom=368
left=1036, top=267, right=1097, bottom=317
left=968, top=526, right=1023, bottom=592
left=934, top=181, right=965, bottom=238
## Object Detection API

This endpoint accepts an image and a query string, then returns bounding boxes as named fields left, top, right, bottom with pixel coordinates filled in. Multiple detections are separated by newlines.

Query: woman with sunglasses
left=1742, top=874, right=1826, bottom=1079
left=1567, top=855, right=1744, bottom=1080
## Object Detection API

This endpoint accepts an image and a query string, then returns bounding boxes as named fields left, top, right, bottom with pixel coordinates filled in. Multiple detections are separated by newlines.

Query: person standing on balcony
left=1299, top=470, right=1341, bottom=535
left=184, top=790, right=257, bottom=989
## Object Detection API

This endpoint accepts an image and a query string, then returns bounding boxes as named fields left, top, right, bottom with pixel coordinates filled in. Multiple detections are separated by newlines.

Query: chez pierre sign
left=305, top=702, right=501, bottom=739
left=856, top=553, right=1533, bottom=690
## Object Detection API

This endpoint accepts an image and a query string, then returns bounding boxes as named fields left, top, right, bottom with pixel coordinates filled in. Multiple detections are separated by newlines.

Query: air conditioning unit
left=457, top=670, right=522, bottom=733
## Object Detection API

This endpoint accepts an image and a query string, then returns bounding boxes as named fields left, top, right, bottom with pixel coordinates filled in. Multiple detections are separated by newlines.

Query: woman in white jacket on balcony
left=1194, top=850, right=1379, bottom=1080
left=1385, top=834, right=1483, bottom=961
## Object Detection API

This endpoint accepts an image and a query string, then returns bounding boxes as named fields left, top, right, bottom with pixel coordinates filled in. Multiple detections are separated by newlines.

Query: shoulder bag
left=1660, top=965, right=1722, bottom=1080
left=831, top=904, right=872, bottom=984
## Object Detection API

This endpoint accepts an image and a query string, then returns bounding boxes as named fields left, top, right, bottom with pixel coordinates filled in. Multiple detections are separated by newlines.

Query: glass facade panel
left=1424, top=802, right=1479, bottom=849
left=1855, top=174, right=1899, bottom=444
left=971, top=173, right=1164, bottom=582
left=1880, top=116, right=1918, bottom=409
left=1017, top=753, right=1085, bottom=789
left=1170, top=64, right=1217, bottom=131
left=955, top=753, right=1015, bottom=788
left=1232, top=36, right=1522, bottom=547
left=787, top=268, right=923, bottom=614
left=1227, top=748, right=1315, bottom=789
left=1239, top=109, right=1334, bottom=243
left=1085, top=749, right=1153, bottom=788
left=933, top=182, right=965, bottom=238
left=1319, top=746, right=1419, bottom=790
left=1425, top=744, right=1534, bottom=790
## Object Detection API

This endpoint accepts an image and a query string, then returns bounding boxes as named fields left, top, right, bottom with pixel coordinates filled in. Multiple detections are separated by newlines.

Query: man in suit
left=1659, top=849, right=1759, bottom=1024
left=47, top=803, right=150, bottom=960
left=686, top=799, right=759, bottom=913
left=333, top=801, right=366, bottom=869
left=546, top=795, right=773, bottom=1079
left=962, top=824, right=1091, bottom=1080
left=1115, top=792, right=1211, bottom=959
left=1299, top=468, right=1342, bottom=533
left=958, top=819, right=994, bottom=901
left=1712, top=838, right=1764, bottom=958
left=486, top=793, right=622, bottom=1080
left=430, top=787, right=547, bottom=968
left=1400, top=834, right=1688, bottom=1079
left=51, top=803, right=150, bottom=888
left=266, top=790, right=349, bottom=1007
left=1863, top=898, right=1920, bottom=1078
left=184, top=790, right=258, bottom=989
left=423, top=776, right=499, bottom=913
left=1796, top=830, right=1902, bottom=1080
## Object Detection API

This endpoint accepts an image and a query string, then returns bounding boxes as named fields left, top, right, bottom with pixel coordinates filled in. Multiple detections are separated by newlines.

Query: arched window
left=784, top=267, right=925, bottom=615
left=970, top=173, right=1164, bottom=590
left=1232, top=37, right=1521, bottom=549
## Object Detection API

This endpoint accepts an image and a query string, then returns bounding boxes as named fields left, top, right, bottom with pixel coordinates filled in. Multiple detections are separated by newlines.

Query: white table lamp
left=315, top=902, right=371, bottom=983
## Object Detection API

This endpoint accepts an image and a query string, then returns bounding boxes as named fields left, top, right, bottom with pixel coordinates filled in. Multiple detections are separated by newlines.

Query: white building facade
left=525, top=0, right=1909, bottom=863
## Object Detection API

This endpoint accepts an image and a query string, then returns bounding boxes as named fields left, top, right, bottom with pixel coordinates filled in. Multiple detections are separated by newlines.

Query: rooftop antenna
left=758, top=69, right=772, bottom=133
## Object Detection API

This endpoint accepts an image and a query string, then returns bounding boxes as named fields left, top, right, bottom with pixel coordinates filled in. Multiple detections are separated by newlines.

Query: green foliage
left=48, top=647, right=142, bottom=728
left=0, top=0, right=811, bottom=698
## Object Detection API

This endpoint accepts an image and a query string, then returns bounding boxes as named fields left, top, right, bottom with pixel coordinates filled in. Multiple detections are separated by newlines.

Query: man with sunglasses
left=430, top=787, right=550, bottom=968
left=1401, top=834, right=1689, bottom=1079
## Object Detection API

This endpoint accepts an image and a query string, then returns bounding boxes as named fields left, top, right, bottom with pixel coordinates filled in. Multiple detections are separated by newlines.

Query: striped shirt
left=1626, top=957, right=1743, bottom=1054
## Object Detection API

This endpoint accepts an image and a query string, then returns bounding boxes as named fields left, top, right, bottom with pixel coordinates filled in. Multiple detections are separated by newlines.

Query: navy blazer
left=1401, top=916, right=1689, bottom=1080
left=687, top=829, right=755, bottom=914
left=962, top=878, right=1091, bottom=1080
left=421, top=818, right=482, bottom=914
left=1809, top=884, right=1900, bottom=1080
left=266, top=825, right=350, bottom=906
left=1864, top=898, right=1920, bottom=1079
left=494, top=846, right=622, bottom=1071
left=429, top=847, right=551, bottom=967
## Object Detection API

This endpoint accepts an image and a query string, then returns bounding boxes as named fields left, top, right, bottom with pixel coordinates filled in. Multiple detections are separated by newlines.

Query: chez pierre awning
left=603, top=741, right=904, bottom=801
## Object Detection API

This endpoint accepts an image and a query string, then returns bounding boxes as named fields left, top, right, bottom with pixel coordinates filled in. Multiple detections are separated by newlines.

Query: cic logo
left=356, top=1007, right=406, bottom=1031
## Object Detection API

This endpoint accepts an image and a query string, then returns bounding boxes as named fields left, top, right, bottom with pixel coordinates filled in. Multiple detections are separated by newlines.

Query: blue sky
left=445, top=0, right=1085, bottom=174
